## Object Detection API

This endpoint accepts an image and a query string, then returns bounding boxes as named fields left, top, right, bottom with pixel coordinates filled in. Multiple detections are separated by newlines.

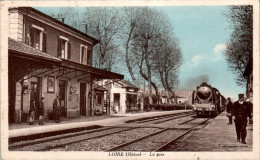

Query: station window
left=58, top=35, right=71, bottom=59
left=80, top=44, right=91, bottom=65
left=30, top=24, right=46, bottom=52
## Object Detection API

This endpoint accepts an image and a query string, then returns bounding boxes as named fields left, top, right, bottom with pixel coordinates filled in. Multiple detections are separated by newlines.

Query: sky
left=36, top=6, right=245, bottom=100
left=155, top=6, right=244, bottom=100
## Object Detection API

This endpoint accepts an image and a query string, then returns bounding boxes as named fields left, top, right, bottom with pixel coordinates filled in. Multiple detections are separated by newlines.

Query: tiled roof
left=175, top=90, right=192, bottom=98
left=160, top=90, right=192, bottom=98
left=118, top=79, right=139, bottom=89
left=160, top=90, right=174, bottom=98
left=93, top=83, right=107, bottom=91
left=8, top=38, right=61, bottom=62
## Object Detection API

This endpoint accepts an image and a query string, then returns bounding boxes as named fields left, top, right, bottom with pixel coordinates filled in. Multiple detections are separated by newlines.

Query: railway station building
left=101, top=79, right=140, bottom=114
left=174, top=90, right=193, bottom=105
left=8, top=7, right=124, bottom=123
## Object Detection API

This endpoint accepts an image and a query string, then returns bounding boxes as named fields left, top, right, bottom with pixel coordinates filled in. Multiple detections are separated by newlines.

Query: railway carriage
left=192, top=82, right=226, bottom=116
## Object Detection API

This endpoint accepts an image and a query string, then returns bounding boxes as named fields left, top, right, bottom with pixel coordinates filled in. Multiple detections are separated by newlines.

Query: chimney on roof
left=80, top=23, right=88, bottom=34
left=52, top=14, right=65, bottom=23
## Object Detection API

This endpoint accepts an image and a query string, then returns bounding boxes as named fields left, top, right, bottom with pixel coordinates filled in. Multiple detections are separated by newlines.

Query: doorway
left=114, top=93, right=120, bottom=113
left=80, top=83, right=86, bottom=116
left=30, top=79, right=41, bottom=119
left=59, top=80, right=67, bottom=117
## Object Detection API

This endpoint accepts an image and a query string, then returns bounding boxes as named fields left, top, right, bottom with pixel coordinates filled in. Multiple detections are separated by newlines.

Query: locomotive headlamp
left=211, top=105, right=215, bottom=108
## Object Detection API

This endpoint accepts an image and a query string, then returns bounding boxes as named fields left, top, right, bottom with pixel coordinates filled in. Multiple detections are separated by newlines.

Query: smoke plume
left=181, top=74, right=210, bottom=90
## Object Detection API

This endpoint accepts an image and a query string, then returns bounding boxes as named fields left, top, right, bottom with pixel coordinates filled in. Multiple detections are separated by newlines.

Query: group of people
left=29, top=95, right=61, bottom=125
left=29, top=97, right=45, bottom=125
left=226, top=94, right=253, bottom=144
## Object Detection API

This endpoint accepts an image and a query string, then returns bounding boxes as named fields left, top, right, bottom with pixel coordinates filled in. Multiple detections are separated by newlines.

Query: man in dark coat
left=226, top=97, right=233, bottom=124
left=39, top=97, right=45, bottom=125
left=53, top=95, right=61, bottom=123
left=232, top=94, right=252, bottom=144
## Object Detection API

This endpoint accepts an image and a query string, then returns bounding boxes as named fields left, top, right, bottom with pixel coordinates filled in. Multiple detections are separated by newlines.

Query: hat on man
left=238, top=94, right=244, bottom=99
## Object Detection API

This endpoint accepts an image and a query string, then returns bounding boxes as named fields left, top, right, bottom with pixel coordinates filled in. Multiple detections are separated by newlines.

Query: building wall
left=8, top=8, right=97, bottom=122
left=109, top=84, right=139, bottom=114
left=177, top=97, right=189, bottom=104
left=22, top=15, right=92, bottom=64
left=9, top=9, right=93, bottom=65
left=20, top=73, right=92, bottom=120
left=14, top=82, right=22, bottom=122
left=9, top=11, right=23, bottom=42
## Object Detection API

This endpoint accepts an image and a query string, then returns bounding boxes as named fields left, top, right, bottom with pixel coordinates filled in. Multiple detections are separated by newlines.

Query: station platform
left=171, top=111, right=253, bottom=151
left=9, top=110, right=191, bottom=140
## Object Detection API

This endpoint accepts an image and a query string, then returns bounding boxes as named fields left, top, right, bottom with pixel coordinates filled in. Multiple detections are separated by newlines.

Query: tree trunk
left=125, top=27, right=139, bottom=86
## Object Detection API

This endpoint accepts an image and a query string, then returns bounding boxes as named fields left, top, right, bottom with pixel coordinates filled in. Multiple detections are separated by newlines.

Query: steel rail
left=130, top=112, right=192, bottom=124
left=105, top=128, right=169, bottom=152
left=36, top=127, right=133, bottom=151
left=153, top=113, right=196, bottom=124
left=178, top=117, right=198, bottom=125
left=134, top=112, right=194, bottom=124
left=153, top=118, right=211, bottom=152
left=106, top=118, right=210, bottom=152
left=9, top=126, right=113, bottom=150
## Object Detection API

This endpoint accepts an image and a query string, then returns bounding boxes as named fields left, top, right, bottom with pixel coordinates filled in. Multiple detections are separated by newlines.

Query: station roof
left=93, top=83, right=108, bottom=91
left=8, top=38, right=61, bottom=63
left=61, top=60, right=124, bottom=80
left=117, top=79, right=139, bottom=89
left=8, top=38, right=124, bottom=81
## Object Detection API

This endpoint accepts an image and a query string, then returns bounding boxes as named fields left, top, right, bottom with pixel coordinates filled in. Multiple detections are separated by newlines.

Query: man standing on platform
left=53, top=95, right=61, bottom=123
left=39, top=97, right=45, bottom=125
left=232, top=94, right=252, bottom=144
left=226, top=97, right=233, bottom=124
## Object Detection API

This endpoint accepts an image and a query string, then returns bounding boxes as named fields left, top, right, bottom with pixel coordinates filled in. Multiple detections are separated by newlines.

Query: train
left=192, top=82, right=226, bottom=117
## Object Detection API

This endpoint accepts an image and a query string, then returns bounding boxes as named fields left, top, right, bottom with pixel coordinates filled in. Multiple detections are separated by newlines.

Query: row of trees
left=50, top=7, right=182, bottom=104
left=224, top=6, right=253, bottom=87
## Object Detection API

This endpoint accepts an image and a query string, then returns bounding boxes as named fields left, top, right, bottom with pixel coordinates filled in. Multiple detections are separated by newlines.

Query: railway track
left=9, top=111, right=207, bottom=151
left=128, top=111, right=195, bottom=124
left=105, top=118, right=210, bottom=151
left=9, top=127, right=132, bottom=151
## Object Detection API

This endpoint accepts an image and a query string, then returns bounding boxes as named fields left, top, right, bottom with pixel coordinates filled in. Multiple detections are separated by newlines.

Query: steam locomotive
left=192, top=82, right=226, bottom=116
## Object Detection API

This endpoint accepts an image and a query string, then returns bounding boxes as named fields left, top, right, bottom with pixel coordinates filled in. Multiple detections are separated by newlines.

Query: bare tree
left=120, top=7, right=142, bottom=86
left=154, top=35, right=182, bottom=103
left=52, top=7, right=83, bottom=30
left=83, top=7, right=124, bottom=71
left=224, top=6, right=253, bottom=86
left=129, top=7, right=182, bottom=104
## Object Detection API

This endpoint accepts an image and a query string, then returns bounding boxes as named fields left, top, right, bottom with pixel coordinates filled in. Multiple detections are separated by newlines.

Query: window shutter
left=87, top=49, right=91, bottom=65
left=30, top=27, right=34, bottom=47
left=25, top=30, right=30, bottom=45
left=57, top=37, right=61, bottom=57
left=81, top=46, right=84, bottom=64
left=42, top=32, right=47, bottom=52
left=68, top=42, right=71, bottom=59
